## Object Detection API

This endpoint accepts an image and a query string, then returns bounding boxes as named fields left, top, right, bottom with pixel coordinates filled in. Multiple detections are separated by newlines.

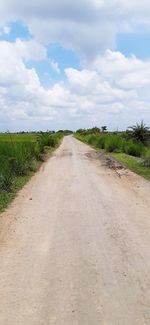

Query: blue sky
left=0, top=21, right=147, bottom=90
left=0, top=1, right=150, bottom=131
left=0, top=21, right=80, bottom=85
left=117, top=33, right=150, bottom=59
left=1, top=20, right=149, bottom=84
left=0, top=21, right=30, bottom=42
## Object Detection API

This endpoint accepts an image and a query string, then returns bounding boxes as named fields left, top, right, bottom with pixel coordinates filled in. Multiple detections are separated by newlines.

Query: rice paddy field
left=0, top=132, right=64, bottom=212
left=0, top=133, right=37, bottom=142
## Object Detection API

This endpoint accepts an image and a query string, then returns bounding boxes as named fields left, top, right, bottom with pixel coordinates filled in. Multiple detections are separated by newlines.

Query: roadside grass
left=0, top=174, right=32, bottom=212
left=75, top=132, right=150, bottom=181
left=112, top=153, right=150, bottom=180
left=0, top=132, right=65, bottom=213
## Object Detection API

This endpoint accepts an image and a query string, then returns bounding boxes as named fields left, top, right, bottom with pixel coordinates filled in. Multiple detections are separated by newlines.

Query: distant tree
left=101, top=126, right=107, bottom=132
left=127, top=121, right=150, bottom=145
left=76, top=128, right=86, bottom=134
left=90, top=127, right=101, bottom=134
left=57, top=130, right=64, bottom=133
left=63, top=130, right=73, bottom=135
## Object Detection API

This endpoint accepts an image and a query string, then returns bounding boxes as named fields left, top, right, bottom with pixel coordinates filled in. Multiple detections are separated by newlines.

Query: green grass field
left=0, top=132, right=64, bottom=212
left=0, top=133, right=37, bottom=142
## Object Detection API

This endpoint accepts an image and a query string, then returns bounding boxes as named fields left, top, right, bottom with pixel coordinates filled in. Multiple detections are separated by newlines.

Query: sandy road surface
left=0, top=136, right=150, bottom=325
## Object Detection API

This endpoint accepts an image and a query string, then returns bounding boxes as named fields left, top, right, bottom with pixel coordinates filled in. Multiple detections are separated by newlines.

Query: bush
left=124, top=141, right=145, bottom=157
left=105, top=135, right=124, bottom=153
left=96, top=136, right=107, bottom=149
left=38, top=133, right=50, bottom=152
left=87, top=135, right=97, bottom=146
left=48, top=135, right=59, bottom=147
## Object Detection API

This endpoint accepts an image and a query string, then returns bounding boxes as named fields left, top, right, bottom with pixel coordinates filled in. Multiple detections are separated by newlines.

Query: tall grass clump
left=124, top=141, right=145, bottom=157
left=96, top=135, right=107, bottom=149
left=0, top=132, right=64, bottom=193
left=86, top=134, right=98, bottom=146
left=104, top=135, right=124, bottom=153
left=38, top=133, right=51, bottom=153
left=47, top=132, right=64, bottom=147
left=38, top=132, right=63, bottom=152
left=0, top=141, right=39, bottom=191
left=75, top=131, right=145, bottom=158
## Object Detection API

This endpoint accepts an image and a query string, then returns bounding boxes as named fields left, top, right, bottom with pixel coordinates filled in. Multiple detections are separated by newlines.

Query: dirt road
left=0, top=136, right=150, bottom=325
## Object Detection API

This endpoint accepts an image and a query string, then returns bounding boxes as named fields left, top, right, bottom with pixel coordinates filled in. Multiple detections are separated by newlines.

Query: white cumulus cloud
left=0, top=1, right=150, bottom=130
left=14, top=39, right=47, bottom=61
left=0, top=0, right=150, bottom=60
left=0, top=39, right=150, bottom=131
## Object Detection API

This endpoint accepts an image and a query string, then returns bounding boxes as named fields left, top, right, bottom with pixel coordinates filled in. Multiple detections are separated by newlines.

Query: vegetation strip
left=75, top=124, right=150, bottom=181
left=0, top=131, right=71, bottom=212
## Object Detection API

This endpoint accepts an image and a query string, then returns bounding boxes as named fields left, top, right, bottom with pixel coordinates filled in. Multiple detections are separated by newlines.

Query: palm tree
left=127, top=121, right=150, bottom=145
left=101, top=126, right=107, bottom=133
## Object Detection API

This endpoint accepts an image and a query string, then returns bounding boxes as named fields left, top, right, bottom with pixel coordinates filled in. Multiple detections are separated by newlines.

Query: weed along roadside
left=0, top=131, right=68, bottom=212
left=74, top=124, right=150, bottom=180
